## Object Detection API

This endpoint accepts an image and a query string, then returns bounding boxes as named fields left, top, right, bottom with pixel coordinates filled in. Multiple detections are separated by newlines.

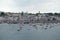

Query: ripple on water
left=0, top=24, right=60, bottom=40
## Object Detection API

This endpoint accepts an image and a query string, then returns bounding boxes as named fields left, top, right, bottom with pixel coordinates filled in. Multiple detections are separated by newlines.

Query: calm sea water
left=0, top=23, right=60, bottom=40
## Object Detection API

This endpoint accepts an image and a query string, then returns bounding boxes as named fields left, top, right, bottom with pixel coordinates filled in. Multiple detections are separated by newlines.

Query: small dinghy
left=17, top=29, right=20, bottom=31
left=17, top=27, right=22, bottom=31
left=32, top=24, right=38, bottom=30
left=33, top=25, right=36, bottom=26
left=44, top=28, right=47, bottom=30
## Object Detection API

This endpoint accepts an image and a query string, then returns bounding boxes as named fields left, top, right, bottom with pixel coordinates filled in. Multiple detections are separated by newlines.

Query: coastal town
left=0, top=11, right=60, bottom=24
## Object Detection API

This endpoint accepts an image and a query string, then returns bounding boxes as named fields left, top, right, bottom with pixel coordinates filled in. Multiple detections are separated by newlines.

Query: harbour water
left=0, top=23, right=60, bottom=40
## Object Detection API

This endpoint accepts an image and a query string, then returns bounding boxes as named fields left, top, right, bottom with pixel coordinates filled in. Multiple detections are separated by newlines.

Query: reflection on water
left=0, top=23, right=60, bottom=40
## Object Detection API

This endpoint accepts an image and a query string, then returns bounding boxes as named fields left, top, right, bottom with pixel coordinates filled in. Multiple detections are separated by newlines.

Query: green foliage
left=54, top=13, right=58, bottom=15
left=47, top=13, right=53, bottom=16
left=0, top=12, right=5, bottom=16
left=36, top=13, right=41, bottom=16
left=54, top=13, right=60, bottom=16
left=0, top=12, right=8, bottom=17
left=36, top=13, right=39, bottom=16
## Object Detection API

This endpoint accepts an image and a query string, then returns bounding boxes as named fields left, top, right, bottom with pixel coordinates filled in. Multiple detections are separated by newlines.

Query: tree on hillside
left=36, top=11, right=41, bottom=16
left=36, top=13, right=39, bottom=16
left=54, top=13, right=58, bottom=15
left=54, top=13, right=60, bottom=16
left=47, top=13, right=53, bottom=16
left=0, top=12, right=5, bottom=16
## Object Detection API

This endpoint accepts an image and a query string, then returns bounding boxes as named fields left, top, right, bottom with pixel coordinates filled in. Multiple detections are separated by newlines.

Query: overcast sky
left=0, top=0, right=60, bottom=13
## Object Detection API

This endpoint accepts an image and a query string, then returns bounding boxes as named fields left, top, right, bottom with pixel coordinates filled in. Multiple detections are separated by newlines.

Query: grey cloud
left=14, top=0, right=58, bottom=7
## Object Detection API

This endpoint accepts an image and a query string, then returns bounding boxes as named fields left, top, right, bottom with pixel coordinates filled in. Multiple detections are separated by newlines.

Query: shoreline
left=0, top=21, right=60, bottom=24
